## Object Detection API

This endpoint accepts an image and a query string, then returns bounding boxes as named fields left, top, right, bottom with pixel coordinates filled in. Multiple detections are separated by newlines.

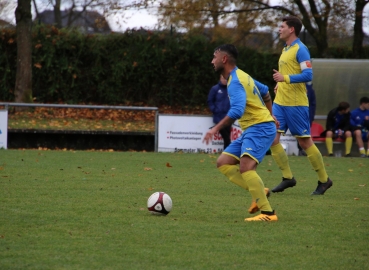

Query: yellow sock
left=366, top=149, right=369, bottom=156
left=360, top=148, right=365, bottom=155
left=218, top=164, right=248, bottom=190
left=305, top=144, right=329, bottom=182
left=270, top=143, right=293, bottom=179
left=325, top=137, right=333, bottom=155
left=241, top=171, right=272, bottom=212
left=345, top=137, right=352, bottom=155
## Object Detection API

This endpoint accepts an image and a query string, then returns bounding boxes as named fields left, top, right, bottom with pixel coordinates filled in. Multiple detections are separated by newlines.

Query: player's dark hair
left=283, top=16, right=303, bottom=36
left=337, top=101, right=350, bottom=111
left=214, top=44, right=238, bottom=64
left=359, top=96, right=369, bottom=104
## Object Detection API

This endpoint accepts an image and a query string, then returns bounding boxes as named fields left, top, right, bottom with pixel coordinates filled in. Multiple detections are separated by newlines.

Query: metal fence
left=0, top=102, right=159, bottom=151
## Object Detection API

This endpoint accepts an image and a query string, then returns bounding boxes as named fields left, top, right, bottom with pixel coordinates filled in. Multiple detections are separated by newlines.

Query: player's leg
left=239, top=122, right=277, bottom=221
left=344, top=130, right=353, bottom=156
left=364, top=131, right=369, bottom=157
left=217, top=136, right=248, bottom=190
left=290, top=106, right=332, bottom=195
left=270, top=104, right=295, bottom=192
left=296, top=137, right=332, bottom=196
left=325, top=130, right=334, bottom=156
left=353, top=129, right=365, bottom=157
left=240, top=157, right=276, bottom=221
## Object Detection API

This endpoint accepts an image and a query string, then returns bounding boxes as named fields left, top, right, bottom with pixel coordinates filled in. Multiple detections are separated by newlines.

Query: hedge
left=0, top=25, right=368, bottom=106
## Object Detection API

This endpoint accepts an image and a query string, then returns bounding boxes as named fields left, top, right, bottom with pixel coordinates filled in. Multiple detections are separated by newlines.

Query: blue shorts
left=223, top=121, right=276, bottom=164
left=273, top=103, right=311, bottom=137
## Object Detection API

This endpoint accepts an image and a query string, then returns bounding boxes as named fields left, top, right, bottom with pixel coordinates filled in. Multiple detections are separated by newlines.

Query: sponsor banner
left=0, top=110, right=8, bottom=149
left=158, top=114, right=298, bottom=155
left=158, top=115, right=241, bottom=154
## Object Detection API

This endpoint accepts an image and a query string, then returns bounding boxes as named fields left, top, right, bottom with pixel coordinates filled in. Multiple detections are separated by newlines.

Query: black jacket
left=325, top=108, right=351, bottom=131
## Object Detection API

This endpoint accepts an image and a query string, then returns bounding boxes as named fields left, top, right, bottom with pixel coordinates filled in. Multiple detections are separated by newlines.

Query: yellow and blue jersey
left=274, top=38, right=313, bottom=107
left=226, top=67, right=274, bottom=131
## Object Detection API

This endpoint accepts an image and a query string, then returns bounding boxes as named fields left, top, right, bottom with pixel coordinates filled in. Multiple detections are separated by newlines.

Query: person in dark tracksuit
left=207, top=74, right=231, bottom=149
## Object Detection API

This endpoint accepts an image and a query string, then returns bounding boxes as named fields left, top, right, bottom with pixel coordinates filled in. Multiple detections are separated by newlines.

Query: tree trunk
left=312, top=31, right=329, bottom=58
left=14, top=0, right=32, bottom=104
left=352, top=0, right=368, bottom=58
left=54, top=0, right=62, bottom=29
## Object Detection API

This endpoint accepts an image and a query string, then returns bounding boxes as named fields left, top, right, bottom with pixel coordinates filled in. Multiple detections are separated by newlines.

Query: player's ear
left=222, top=54, right=228, bottom=64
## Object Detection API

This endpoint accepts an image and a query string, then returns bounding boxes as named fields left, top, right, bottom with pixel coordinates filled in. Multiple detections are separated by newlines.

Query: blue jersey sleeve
left=289, top=44, right=313, bottom=83
left=227, top=81, right=246, bottom=120
left=254, top=79, right=269, bottom=96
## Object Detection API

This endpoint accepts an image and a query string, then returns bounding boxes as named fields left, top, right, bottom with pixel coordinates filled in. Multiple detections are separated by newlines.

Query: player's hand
left=272, top=115, right=280, bottom=129
left=203, top=129, right=216, bottom=145
left=273, top=69, right=285, bottom=82
left=274, top=84, right=278, bottom=94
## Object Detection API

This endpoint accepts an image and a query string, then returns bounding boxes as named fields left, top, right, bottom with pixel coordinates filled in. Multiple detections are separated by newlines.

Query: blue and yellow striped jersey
left=274, top=38, right=313, bottom=106
left=226, top=67, right=274, bottom=131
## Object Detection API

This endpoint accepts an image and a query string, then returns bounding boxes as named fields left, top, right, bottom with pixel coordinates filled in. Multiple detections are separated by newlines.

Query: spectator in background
left=350, top=97, right=369, bottom=157
left=298, top=82, right=316, bottom=156
left=323, top=101, right=352, bottom=157
left=207, top=74, right=231, bottom=149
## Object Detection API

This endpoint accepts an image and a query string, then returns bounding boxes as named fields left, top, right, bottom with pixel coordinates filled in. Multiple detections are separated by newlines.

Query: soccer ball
left=147, top=192, right=172, bottom=215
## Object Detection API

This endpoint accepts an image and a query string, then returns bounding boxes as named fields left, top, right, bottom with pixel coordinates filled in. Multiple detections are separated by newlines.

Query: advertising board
left=0, top=110, right=8, bottom=149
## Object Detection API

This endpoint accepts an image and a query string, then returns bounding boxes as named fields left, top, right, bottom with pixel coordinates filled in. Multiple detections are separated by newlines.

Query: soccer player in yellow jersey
left=203, top=44, right=278, bottom=222
left=271, top=16, right=332, bottom=195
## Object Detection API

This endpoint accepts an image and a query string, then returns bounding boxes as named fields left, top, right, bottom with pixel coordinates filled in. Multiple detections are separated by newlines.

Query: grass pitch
left=1, top=150, right=368, bottom=269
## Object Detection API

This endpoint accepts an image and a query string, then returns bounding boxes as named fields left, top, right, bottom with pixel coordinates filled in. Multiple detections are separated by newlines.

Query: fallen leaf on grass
left=166, top=162, right=172, bottom=167
left=348, top=169, right=353, bottom=172
left=144, top=167, right=152, bottom=171
left=354, top=198, right=359, bottom=200
left=359, top=184, right=366, bottom=187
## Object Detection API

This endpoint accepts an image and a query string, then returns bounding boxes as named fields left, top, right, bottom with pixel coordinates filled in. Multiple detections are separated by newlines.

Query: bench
left=311, top=122, right=344, bottom=144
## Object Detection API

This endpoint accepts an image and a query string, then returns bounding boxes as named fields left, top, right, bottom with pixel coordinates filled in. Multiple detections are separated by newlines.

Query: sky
left=1, top=0, right=368, bottom=34
left=112, top=1, right=369, bottom=34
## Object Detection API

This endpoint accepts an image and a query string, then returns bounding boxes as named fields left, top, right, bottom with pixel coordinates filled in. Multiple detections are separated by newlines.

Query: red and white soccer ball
left=147, top=192, right=172, bottom=215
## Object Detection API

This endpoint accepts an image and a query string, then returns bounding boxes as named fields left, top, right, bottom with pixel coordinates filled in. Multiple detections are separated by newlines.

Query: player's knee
left=216, top=155, right=227, bottom=168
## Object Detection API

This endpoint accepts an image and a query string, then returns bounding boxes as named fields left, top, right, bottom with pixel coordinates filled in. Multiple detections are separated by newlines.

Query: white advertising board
left=279, top=130, right=298, bottom=156
left=157, top=114, right=298, bottom=155
left=0, top=110, right=8, bottom=149
left=158, top=115, right=242, bottom=154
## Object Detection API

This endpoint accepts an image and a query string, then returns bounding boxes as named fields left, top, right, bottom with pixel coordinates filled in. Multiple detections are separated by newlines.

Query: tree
left=146, top=0, right=360, bottom=57
left=352, top=0, right=369, bottom=58
left=31, top=0, right=136, bottom=31
left=14, top=0, right=33, bottom=103
left=154, top=0, right=274, bottom=44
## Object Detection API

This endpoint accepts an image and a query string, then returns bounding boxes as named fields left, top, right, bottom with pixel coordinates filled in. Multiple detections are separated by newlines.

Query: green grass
left=1, top=150, right=368, bottom=269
